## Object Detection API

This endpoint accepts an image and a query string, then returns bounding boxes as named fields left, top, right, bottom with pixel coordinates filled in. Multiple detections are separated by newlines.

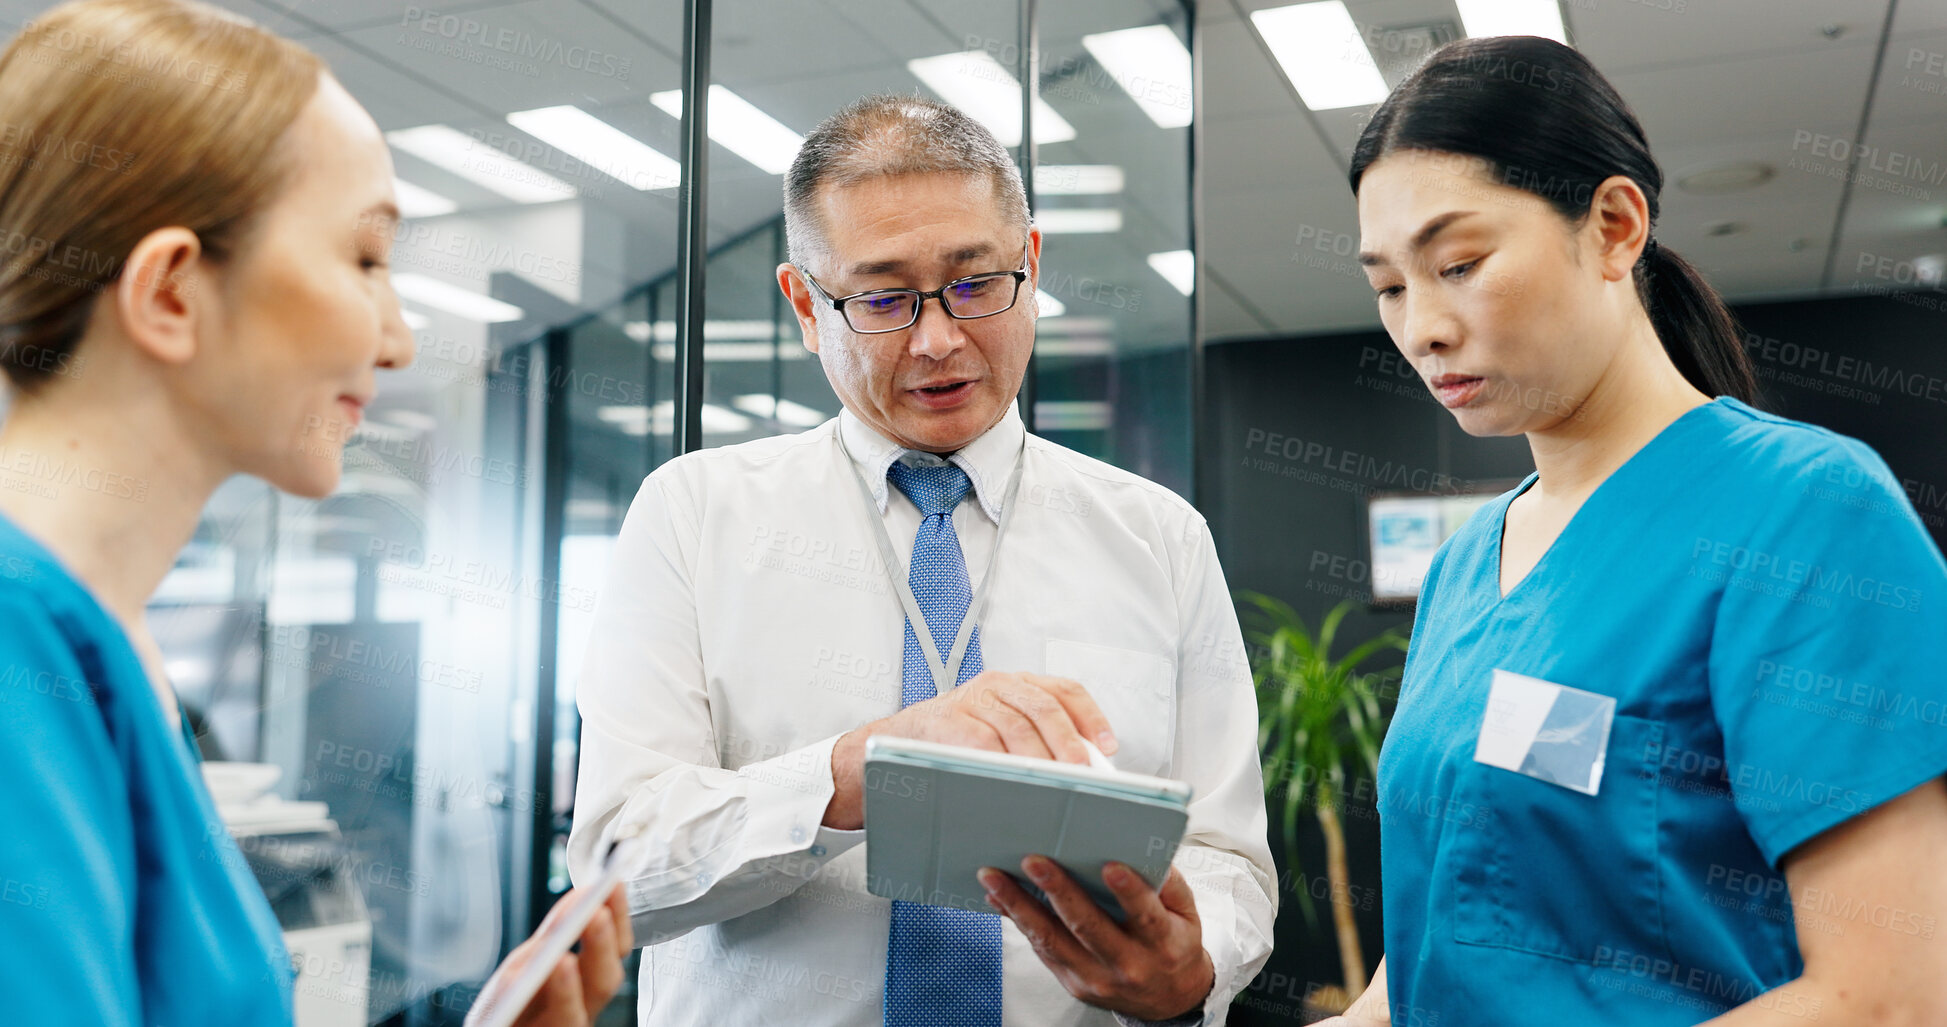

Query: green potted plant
left=1238, top=594, right=1408, bottom=1015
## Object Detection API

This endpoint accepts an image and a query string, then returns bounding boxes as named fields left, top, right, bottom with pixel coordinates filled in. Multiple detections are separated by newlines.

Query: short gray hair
left=784, top=94, right=1031, bottom=270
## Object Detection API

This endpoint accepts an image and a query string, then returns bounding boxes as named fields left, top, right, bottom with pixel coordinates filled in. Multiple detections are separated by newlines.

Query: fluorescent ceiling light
left=598, top=401, right=753, bottom=436
left=507, top=105, right=681, bottom=191
left=1035, top=336, right=1114, bottom=356
left=1456, top=0, right=1567, bottom=42
left=700, top=404, right=756, bottom=435
left=391, top=273, right=526, bottom=322
left=1250, top=2, right=1389, bottom=111
left=623, top=321, right=790, bottom=354
left=650, top=86, right=804, bottom=175
left=731, top=394, right=827, bottom=428
left=1915, top=254, right=1946, bottom=287
left=650, top=342, right=810, bottom=362
left=164, top=658, right=208, bottom=683
left=1036, top=165, right=1125, bottom=195
left=387, top=124, right=577, bottom=203
left=596, top=403, right=662, bottom=436
left=565, top=498, right=618, bottom=521
left=624, top=320, right=782, bottom=344
left=393, top=177, right=456, bottom=218
left=1035, top=208, right=1123, bottom=234
left=1147, top=250, right=1194, bottom=296
left=1037, top=317, right=1115, bottom=338
left=907, top=51, right=1077, bottom=147
left=596, top=404, right=647, bottom=424
left=382, top=410, right=440, bottom=432
left=1035, top=289, right=1066, bottom=317
left=399, top=308, right=431, bottom=330
left=1080, top=25, right=1194, bottom=128
left=1033, top=400, right=1112, bottom=431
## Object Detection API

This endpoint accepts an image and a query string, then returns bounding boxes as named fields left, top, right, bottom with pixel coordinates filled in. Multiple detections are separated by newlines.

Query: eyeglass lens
left=843, top=272, right=1019, bottom=331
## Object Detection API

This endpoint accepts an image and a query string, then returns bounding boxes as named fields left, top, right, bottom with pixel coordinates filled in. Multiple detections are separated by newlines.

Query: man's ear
left=1023, top=226, right=1044, bottom=317
left=776, top=261, right=822, bottom=354
left=113, top=227, right=206, bottom=367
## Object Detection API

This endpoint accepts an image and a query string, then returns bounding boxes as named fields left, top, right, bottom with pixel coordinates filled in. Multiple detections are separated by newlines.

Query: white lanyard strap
left=836, top=427, right=1025, bottom=697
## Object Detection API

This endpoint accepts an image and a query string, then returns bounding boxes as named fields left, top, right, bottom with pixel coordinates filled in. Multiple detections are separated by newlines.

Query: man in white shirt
left=568, top=94, right=1275, bottom=1027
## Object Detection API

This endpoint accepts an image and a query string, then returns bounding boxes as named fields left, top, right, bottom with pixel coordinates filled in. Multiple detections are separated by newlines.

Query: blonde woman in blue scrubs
left=0, top=2, right=629, bottom=1023
left=1324, top=36, right=1947, bottom=1027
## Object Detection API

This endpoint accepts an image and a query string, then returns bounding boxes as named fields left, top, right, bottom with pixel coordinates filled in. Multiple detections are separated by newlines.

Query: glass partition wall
left=68, top=1, right=1198, bottom=1023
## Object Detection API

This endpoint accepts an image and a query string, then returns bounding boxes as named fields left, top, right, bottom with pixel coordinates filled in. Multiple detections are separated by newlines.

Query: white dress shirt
left=568, top=404, right=1276, bottom=1026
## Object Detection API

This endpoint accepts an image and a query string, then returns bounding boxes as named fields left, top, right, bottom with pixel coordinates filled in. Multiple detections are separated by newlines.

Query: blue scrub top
left=0, top=513, right=293, bottom=1025
left=1380, top=398, right=1947, bottom=1026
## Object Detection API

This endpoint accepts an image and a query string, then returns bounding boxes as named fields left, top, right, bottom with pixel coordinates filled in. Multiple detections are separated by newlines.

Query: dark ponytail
left=1639, top=242, right=1755, bottom=403
left=1349, top=36, right=1757, bottom=404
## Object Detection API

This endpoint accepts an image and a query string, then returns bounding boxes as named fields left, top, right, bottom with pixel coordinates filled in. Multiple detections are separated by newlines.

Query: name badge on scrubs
left=1473, top=670, right=1616, bottom=796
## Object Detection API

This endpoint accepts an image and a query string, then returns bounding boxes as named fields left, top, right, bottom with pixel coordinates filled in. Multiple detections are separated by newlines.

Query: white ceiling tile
left=1869, top=28, right=1947, bottom=131
left=715, top=0, right=924, bottom=85
left=1038, top=0, right=1182, bottom=44
left=1571, top=0, right=1888, bottom=70
left=1202, top=286, right=1266, bottom=341
left=1203, top=111, right=1346, bottom=195
left=1205, top=186, right=1378, bottom=336
left=809, top=0, right=977, bottom=53
left=1200, top=13, right=1301, bottom=122
left=1610, top=42, right=1880, bottom=153
left=1829, top=117, right=1947, bottom=296
left=328, top=2, right=682, bottom=114
left=1893, top=0, right=1947, bottom=37
left=1653, top=125, right=1851, bottom=302
left=301, top=34, right=482, bottom=129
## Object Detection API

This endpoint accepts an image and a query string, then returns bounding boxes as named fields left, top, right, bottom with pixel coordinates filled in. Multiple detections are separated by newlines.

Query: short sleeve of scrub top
left=0, top=514, right=293, bottom=1026
left=1377, top=398, right=1947, bottom=1027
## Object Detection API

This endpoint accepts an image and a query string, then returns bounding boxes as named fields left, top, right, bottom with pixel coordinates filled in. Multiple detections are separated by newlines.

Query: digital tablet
left=862, top=736, right=1192, bottom=922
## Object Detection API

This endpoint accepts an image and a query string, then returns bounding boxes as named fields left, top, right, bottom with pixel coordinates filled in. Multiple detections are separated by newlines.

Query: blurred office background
left=0, top=0, right=1938, bottom=1023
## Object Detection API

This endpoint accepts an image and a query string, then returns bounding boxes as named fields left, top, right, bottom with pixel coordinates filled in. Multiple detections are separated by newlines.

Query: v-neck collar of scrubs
left=1490, top=396, right=1731, bottom=605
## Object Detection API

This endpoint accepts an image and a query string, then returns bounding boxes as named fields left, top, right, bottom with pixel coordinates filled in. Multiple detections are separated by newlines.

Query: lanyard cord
left=835, top=424, right=1025, bottom=696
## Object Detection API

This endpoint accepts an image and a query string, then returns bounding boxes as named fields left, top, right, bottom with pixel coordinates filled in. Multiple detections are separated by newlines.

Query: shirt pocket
left=1449, top=712, right=1669, bottom=964
left=1043, top=639, right=1176, bottom=777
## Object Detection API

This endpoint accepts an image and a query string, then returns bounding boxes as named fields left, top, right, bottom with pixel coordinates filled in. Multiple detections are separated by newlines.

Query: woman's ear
left=1587, top=175, right=1652, bottom=284
left=112, top=227, right=207, bottom=367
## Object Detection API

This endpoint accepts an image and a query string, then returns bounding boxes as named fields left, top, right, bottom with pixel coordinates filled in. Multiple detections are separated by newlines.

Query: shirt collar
left=837, top=403, right=1025, bottom=523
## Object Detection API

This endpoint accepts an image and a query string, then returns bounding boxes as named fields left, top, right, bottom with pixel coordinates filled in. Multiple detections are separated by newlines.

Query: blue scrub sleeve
left=1703, top=439, right=1947, bottom=867
left=0, top=591, right=141, bottom=1024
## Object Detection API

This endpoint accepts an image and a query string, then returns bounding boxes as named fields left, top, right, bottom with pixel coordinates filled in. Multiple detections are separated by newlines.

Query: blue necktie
left=883, top=460, right=1003, bottom=1027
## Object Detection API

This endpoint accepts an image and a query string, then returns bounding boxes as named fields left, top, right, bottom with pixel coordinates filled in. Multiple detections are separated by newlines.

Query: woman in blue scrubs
left=0, top=2, right=628, bottom=1023
left=1327, top=36, right=1947, bottom=1026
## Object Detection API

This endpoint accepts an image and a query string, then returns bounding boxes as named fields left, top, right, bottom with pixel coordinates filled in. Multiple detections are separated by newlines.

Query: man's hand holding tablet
left=980, top=858, right=1215, bottom=1022
left=861, top=736, right=1208, bottom=1021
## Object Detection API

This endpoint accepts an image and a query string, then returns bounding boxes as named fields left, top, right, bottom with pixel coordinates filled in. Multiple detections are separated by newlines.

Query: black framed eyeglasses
left=798, top=263, right=1031, bottom=334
